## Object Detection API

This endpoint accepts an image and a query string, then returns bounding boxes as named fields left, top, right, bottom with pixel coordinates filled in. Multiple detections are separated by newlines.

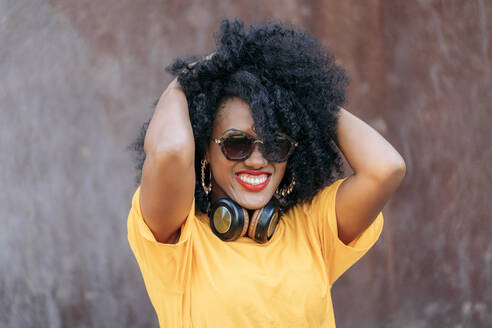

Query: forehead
left=213, top=97, right=256, bottom=135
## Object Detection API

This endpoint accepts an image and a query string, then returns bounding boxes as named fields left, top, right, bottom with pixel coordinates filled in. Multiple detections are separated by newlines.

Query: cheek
left=210, top=156, right=234, bottom=184
left=274, top=164, right=288, bottom=183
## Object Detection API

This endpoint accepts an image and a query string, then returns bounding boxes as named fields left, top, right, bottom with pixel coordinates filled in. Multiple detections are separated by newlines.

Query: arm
left=140, top=78, right=195, bottom=243
left=334, top=108, right=406, bottom=244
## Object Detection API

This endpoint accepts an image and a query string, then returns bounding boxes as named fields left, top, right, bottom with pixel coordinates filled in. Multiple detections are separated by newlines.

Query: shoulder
left=127, top=186, right=198, bottom=246
left=302, top=177, right=349, bottom=215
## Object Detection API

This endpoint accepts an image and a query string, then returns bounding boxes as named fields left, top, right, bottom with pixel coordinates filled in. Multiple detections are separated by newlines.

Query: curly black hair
left=131, top=18, right=348, bottom=214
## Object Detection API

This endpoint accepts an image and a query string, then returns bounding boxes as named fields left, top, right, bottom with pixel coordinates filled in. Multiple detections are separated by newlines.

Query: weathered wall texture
left=1, top=0, right=490, bottom=327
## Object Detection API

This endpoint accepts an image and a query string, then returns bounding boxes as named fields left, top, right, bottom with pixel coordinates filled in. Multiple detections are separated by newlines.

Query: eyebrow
left=222, top=128, right=255, bottom=136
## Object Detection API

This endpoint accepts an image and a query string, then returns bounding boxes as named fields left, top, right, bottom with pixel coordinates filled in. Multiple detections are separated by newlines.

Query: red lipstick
left=235, top=170, right=272, bottom=192
left=235, top=170, right=270, bottom=176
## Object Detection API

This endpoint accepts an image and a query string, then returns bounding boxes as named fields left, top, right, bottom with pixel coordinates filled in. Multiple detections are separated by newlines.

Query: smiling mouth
left=235, top=173, right=271, bottom=191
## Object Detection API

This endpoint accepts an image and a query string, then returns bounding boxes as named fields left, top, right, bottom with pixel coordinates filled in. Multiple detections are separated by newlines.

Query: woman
left=128, top=19, right=406, bottom=327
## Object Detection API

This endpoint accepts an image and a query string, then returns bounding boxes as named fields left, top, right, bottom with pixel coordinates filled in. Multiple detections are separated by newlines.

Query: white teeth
left=237, top=174, right=268, bottom=185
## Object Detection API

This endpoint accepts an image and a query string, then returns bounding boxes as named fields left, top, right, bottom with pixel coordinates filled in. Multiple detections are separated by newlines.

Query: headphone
left=208, top=198, right=281, bottom=243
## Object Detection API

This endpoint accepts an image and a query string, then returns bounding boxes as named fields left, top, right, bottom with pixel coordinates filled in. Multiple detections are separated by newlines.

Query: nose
left=244, top=142, right=268, bottom=168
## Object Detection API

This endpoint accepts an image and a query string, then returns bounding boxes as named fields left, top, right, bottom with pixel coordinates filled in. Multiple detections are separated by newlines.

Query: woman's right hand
left=139, top=76, right=196, bottom=244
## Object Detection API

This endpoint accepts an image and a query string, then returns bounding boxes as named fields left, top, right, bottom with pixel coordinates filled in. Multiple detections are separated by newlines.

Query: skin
left=140, top=76, right=406, bottom=245
left=333, top=108, right=406, bottom=244
left=205, top=97, right=287, bottom=210
left=140, top=78, right=195, bottom=244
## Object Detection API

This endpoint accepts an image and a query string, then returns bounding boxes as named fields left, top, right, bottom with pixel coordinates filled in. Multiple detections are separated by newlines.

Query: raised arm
left=334, top=108, right=406, bottom=244
left=140, top=78, right=195, bottom=243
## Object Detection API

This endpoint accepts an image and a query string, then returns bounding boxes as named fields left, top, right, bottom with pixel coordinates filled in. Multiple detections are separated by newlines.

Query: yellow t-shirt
left=127, top=178, right=383, bottom=327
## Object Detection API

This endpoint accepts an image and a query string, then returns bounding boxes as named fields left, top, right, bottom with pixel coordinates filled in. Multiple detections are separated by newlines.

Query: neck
left=210, top=186, right=227, bottom=203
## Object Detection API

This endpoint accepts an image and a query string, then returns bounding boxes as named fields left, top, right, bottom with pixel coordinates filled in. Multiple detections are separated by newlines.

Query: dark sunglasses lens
left=264, top=136, right=292, bottom=162
left=223, top=135, right=252, bottom=159
left=277, top=137, right=292, bottom=160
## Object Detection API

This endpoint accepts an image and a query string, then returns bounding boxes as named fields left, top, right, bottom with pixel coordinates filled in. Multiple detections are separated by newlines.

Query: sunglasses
left=213, top=129, right=298, bottom=162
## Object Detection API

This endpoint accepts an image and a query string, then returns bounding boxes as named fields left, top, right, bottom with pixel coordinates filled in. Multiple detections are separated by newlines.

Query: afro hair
left=131, top=18, right=349, bottom=214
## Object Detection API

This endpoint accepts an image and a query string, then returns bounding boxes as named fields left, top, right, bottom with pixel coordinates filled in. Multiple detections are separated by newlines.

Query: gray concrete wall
left=1, top=0, right=490, bottom=327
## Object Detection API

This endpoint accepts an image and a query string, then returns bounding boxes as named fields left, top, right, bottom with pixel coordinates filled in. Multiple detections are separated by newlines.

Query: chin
left=234, top=192, right=274, bottom=210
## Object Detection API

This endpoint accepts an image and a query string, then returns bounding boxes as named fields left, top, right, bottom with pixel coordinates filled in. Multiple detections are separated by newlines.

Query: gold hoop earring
left=201, top=159, right=213, bottom=195
left=276, top=172, right=295, bottom=197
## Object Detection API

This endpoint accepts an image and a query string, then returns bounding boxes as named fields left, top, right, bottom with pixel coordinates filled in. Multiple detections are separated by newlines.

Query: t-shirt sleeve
left=127, top=186, right=195, bottom=294
left=308, top=177, right=384, bottom=286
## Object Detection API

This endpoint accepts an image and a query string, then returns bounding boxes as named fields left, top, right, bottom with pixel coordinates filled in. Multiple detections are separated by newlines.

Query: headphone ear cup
left=247, top=210, right=262, bottom=241
left=239, top=207, right=249, bottom=238
left=247, top=201, right=281, bottom=243
left=209, top=198, right=247, bottom=241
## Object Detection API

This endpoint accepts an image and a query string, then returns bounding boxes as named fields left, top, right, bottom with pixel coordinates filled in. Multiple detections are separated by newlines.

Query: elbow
left=396, top=161, right=406, bottom=179
left=378, top=160, right=407, bottom=186
left=371, top=157, right=406, bottom=184
left=391, top=155, right=407, bottom=180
